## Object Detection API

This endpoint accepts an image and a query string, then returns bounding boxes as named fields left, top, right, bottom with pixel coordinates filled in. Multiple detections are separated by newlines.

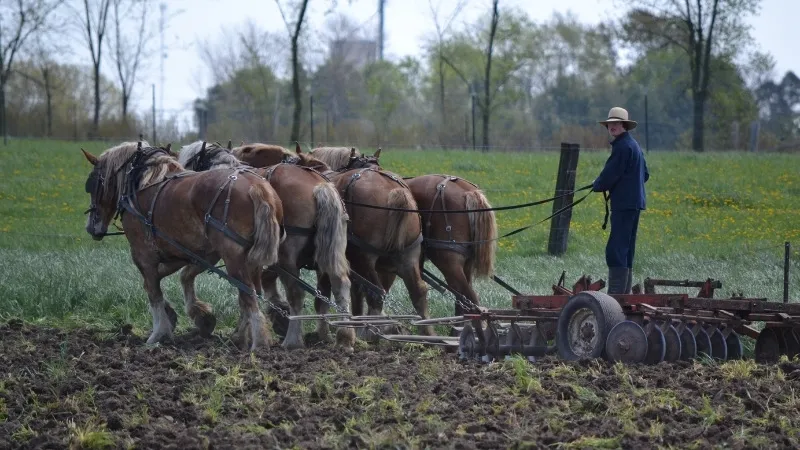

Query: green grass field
left=1, top=139, right=799, bottom=335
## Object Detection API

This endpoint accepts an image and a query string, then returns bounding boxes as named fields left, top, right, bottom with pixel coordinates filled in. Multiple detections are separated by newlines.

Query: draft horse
left=309, top=147, right=498, bottom=317
left=235, top=143, right=435, bottom=337
left=179, top=141, right=355, bottom=351
left=81, top=141, right=284, bottom=351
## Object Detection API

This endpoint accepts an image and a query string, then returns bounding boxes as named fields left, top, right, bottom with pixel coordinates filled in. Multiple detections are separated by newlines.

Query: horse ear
left=227, top=140, right=232, bottom=150
left=240, top=141, right=245, bottom=146
left=350, top=148, right=356, bottom=158
left=81, top=148, right=98, bottom=166
left=374, top=148, right=381, bottom=158
left=295, top=141, right=302, bottom=154
left=200, top=141, right=207, bottom=152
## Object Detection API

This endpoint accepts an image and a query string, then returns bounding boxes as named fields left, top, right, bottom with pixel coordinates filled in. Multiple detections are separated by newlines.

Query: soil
left=1, top=320, right=799, bottom=449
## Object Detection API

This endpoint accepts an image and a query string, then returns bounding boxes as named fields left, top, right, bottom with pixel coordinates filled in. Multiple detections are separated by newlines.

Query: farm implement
left=356, top=272, right=800, bottom=365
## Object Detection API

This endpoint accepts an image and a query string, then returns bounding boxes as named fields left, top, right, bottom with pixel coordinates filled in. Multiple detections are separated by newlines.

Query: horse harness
left=416, top=175, right=480, bottom=258
left=115, top=146, right=269, bottom=252
left=341, top=167, right=423, bottom=263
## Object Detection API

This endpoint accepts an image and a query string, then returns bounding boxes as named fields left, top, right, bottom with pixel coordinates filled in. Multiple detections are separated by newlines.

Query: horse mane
left=310, top=147, right=361, bottom=171
left=294, top=152, right=332, bottom=172
left=231, top=143, right=292, bottom=159
left=179, top=140, right=241, bottom=170
left=99, top=140, right=183, bottom=197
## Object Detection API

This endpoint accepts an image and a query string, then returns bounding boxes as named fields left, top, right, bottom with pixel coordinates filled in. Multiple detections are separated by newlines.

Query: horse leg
left=279, top=263, right=307, bottom=350
left=179, top=264, right=218, bottom=338
left=314, top=273, right=335, bottom=344
left=397, top=247, right=435, bottom=336
left=429, top=250, right=481, bottom=316
left=350, top=254, right=384, bottom=341
left=261, top=268, right=289, bottom=339
left=328, top=271, right=356, bottom=351
left=225, top=257, right=271, bottom=351
left=136, top=259, right=183, bottom=344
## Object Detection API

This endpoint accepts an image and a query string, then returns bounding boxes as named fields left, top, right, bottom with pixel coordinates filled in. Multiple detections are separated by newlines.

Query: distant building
left=329, top=39, right=377, bottom=70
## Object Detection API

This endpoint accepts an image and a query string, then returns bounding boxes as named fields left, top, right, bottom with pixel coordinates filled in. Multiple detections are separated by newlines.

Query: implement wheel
left=556, top=291, right=625, bottom=361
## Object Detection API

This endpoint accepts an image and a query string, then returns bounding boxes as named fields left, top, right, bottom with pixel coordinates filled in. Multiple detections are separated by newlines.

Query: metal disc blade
left=484, top=323, right=501, bottom=362
left=707, top=327, right=728, bottom=360
left=725, top=331, right=743, bottom=360
left=605, top=321, right=648, bottom=364
left=679, top=326, right=697, bottom=360
left=695, top=327, right=713, bottom=359
left=644, top=324, right=666, bottom=365
left=458, top=323, right=477, bottom=361
left=662, top=324, right=682, bottom=362
left=755, top=327, right=785, bottom=364
left=528, top=324, right=547, bottom=362
left=505, top=323, right=530, bottom=358
left=783, top=328, right=800, bottom=359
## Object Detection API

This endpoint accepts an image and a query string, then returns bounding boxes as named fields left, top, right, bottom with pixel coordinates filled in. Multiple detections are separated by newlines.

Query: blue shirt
left=592, top=132, right=649, bottom=210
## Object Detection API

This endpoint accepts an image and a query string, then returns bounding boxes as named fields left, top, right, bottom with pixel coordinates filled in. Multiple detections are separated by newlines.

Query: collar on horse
left=185, top=143, right=231, bottom=172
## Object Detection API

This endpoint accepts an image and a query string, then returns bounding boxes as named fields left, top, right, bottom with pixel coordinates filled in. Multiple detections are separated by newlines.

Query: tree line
left=3, top=0, right=798, bottom=151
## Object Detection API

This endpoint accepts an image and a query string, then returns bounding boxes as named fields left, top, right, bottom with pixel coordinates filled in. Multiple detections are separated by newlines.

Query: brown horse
left=179, top=141, right=355, bottom=351
left=237, top=144, right=435, bottom=337
left=81, top=142, right=284, bottom=351
left=308, top=147, right=498, bottom=316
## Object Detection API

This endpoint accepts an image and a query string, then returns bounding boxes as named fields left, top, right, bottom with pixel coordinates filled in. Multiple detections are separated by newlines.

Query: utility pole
left=159, top=2, right=166, bottom=126
left=378, top=0, right=386, bottom=60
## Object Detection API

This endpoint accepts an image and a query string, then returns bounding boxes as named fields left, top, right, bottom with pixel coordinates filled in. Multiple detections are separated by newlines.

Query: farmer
left=592, top=107, right=649, bottom=295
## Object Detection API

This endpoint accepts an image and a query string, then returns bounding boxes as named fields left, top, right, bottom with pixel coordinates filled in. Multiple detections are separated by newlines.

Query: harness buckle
left=445, top=226, right=452, bottom=232
left=437, top=183, right=445, bottom=190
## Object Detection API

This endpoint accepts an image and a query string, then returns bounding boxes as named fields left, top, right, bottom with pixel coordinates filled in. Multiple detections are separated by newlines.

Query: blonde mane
left=310, top=147, right=361, bottom=171
left=179, top=140, right=241, bottom=170
left=99, top=140, right=183, bottom=199
left=231, top=143, right=292, bottom=160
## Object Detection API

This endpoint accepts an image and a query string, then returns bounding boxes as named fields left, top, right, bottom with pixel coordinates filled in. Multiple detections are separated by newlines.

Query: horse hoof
left=281, top=339, right=306, bottom=351
left=196, top=314, right=217, bottom=338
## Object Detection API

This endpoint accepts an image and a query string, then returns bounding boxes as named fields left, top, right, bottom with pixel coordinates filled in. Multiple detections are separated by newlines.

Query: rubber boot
left=607, top=267, right=629, bottom=295
left=625, top=271, right=633, bottom=294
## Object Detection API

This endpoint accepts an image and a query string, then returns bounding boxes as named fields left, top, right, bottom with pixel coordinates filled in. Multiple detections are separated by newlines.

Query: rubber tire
left=556, top=291, right=626, bottom=361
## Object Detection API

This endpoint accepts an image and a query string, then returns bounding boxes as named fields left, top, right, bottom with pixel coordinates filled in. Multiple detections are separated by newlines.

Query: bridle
left=184, top=142, right=232, bottom=172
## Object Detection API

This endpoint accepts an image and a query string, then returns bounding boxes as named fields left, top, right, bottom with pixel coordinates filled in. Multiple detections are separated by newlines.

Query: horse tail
left=313, top=182, right=350, bottom=278
left=465, top=189, right=497, bottom=278
left=247, top=182, right=283, bottom=268
left=385, top=188, right=419, bottom=251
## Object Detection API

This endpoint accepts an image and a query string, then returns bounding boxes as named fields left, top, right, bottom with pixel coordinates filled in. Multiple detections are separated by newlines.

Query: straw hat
left=598, top=107, right=637, bottom=130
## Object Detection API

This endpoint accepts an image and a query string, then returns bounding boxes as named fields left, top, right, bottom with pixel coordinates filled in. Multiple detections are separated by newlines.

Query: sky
left=125, top=0, right=798, bottom=128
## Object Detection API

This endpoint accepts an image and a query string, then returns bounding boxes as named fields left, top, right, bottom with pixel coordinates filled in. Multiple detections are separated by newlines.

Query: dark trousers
left=605, top=209, right=641, bottom=268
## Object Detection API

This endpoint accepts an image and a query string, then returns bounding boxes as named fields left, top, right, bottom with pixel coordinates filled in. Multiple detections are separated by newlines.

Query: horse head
left=343, top=148, right=382, bottom=171
left=81, top=142, right=176, bottom=240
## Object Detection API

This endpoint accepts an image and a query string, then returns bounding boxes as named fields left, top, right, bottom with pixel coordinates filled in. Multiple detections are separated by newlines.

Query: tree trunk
left=438, top=52, right=445, bottom=144
left=482, top=0, right=499, bottom=152
left=289, top=0, right=310, bottom=143
left=1, top=81, right=6, bottom=145
left=122, top=93, right=129, bottom=125
left=44, top=69, right=53, bottom=137
left=290, top=41, right=302, bottom=143
left=92, top=63, right=101, bottom=135
left=692, top=91, right=705, bottom=151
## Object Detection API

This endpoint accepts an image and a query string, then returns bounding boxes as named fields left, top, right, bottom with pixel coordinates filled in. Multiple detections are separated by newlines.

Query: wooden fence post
left=548, top=142, right=580, bottom=256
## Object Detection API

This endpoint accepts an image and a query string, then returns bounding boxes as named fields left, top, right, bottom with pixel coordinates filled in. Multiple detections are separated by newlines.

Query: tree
left=74, top=0, right=113, bottom=136
left=275, top=0, right=310, bottom=143
left=13, top=34, right=65, bottom=136
left=0, top=0, right=62, bottom=143
left=425, top=0, right=467, bottom=145
left=439, top=2, right=530, bottom=150
left=619, top=0, right=760, bottom=151
left=110, top=0, right=151, bottom=126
